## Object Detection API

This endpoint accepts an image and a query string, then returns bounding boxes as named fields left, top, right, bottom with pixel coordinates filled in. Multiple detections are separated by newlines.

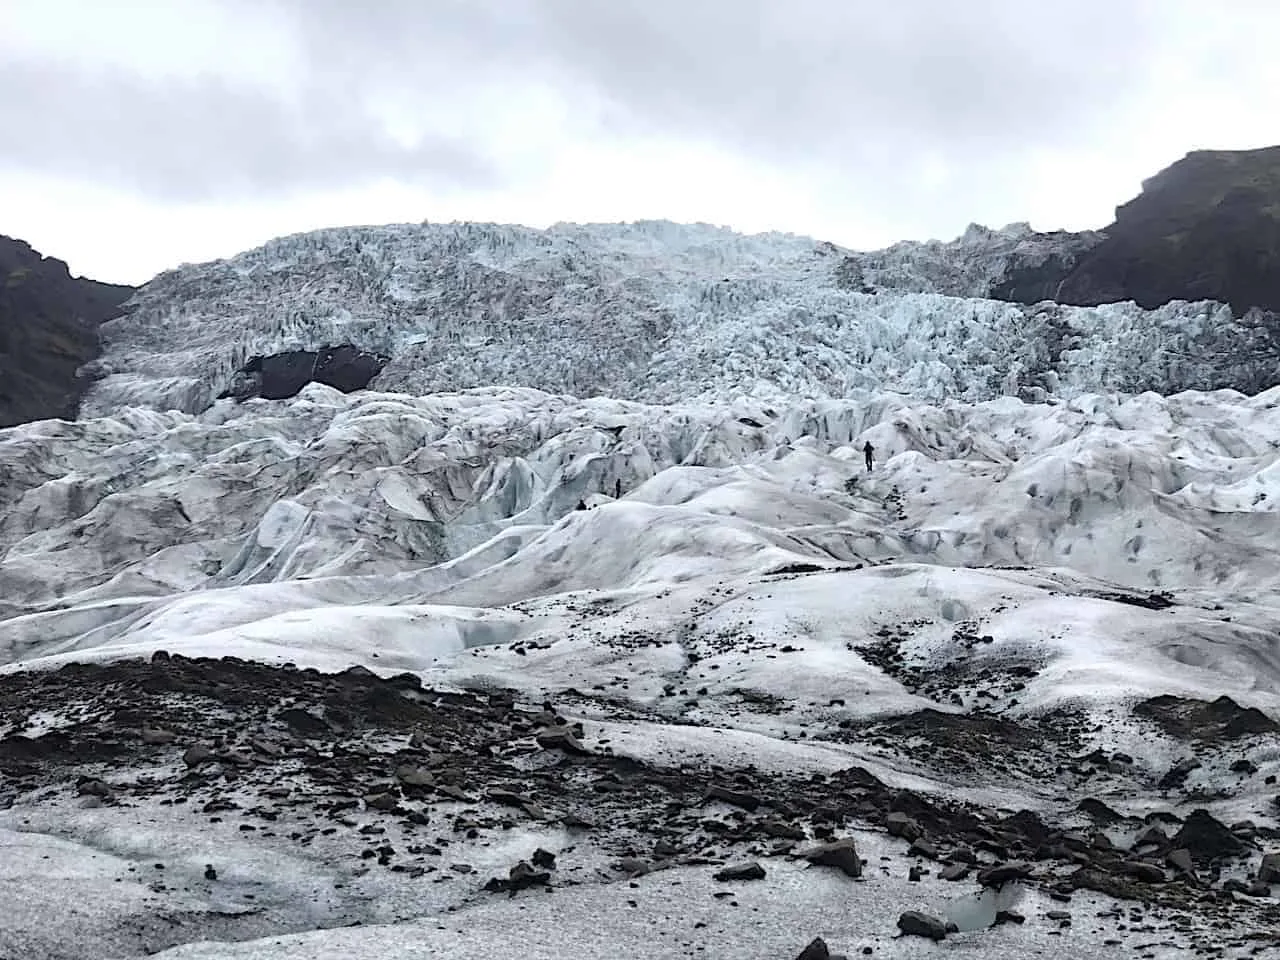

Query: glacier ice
left=79, top=220, right=1280, bottom=417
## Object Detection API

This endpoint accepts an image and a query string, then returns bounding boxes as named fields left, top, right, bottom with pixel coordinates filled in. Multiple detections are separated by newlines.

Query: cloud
left=0, top=56, right=502, bottom=201
left=4, top=0, right=1280, bottom=282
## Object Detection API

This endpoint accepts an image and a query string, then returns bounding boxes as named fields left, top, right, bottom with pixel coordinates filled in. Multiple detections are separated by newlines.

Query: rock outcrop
left=219, top=345, right=389, bottom=402
left=993, top=147, right=1280, bottom=316
left=0, top=236, right=133, bottom=427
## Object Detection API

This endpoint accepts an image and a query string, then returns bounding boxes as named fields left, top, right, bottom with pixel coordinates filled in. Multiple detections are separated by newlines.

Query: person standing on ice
left=863, top=440, right=875, bottom=471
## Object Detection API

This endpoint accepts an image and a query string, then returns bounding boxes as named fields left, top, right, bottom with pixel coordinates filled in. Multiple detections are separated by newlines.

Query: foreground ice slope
left=82, top=220, right=1277, bottom=416
left=6, top=384, right=1280, bottom=957
left=5, top=382, right=1280, bottom=713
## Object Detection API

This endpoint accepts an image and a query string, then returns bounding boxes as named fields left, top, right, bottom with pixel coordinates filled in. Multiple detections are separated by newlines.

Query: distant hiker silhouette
left=863, top=441, right=875, bottom=472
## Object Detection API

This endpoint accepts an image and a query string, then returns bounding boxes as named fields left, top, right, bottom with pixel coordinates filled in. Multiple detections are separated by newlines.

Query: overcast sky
left=3, top=0, right=1279, bottom=285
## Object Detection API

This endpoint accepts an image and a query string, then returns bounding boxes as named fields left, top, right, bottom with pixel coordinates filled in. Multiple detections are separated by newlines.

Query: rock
left=204, top=865, right=217, bottom=880
left=994, top=910, right=1025, bottom=926
left=0, top=235, right=133, bottom=427
left=653, top=839, right=679, bottom=858
left=1231, top=758, right=1259, bottom=775
left=1158, top=757, right=1202, bottom=790
left=1046, top=910, right=1071, bottom=921
left=797, top=838, right=863, bottom=878
left=1168, top=809, right=1244, bottom=864
left=907, top=865, right=922, bottom=882
left=1137, top=694, right=1280, bottom=741
left=487, top=788, right=544, bottom=818
left=1017, top=147, right=1280, bottom=318
left=76, top=778, right=111, bottom=797
left=977, top=861, right=1032, bottom=888
left=484, top=860, right=551, bottom=894
left=617, top=857, right=652, bottom=877
left=714, top=861, right=766, bottom=882
left=795, top=938, right=830, bottom=960
left=939, top=863, right=970, bottom=881
left=1247, top=880, right=1272, bottom=897
left=1121, top=860, right=1166, bottom=884
left=221, top=345, right=389, bottom=403
left=535, top=726, right=591, bottom=755
left=1258, top=852, right=1280, bottom=884
left=436, top=784, right=474, bottom=802
left=1132, top=825, right=1169, bottom=849
left=394, top=764, right=435, bottom=787
left=908, top=838, right=939, bottom=860
left=759, top=820, right=807, bottom=841
left=365, top=792, right=400, bottom=812
left=705, top=784, right=762, bottom=811
left=531, top=848, right=557, bottom=870
left=897, top=910, right=947, bottom=941
left=1078, top=797, right=1124, bottom=824
left=885, top=811, right=923, bottom=841
left=1165, top=848, right=1196, bottom=876
left=141, top=727, right=177, bottom=745
left=183, top=743, right=215, bottom=767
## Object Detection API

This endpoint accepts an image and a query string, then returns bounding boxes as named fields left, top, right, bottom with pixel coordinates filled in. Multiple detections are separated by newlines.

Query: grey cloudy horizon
left=3, top=0, right=1279, bottom=285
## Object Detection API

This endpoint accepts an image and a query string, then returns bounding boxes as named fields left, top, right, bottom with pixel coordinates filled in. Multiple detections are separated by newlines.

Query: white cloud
left=3, top=0, right=1280, bottom=283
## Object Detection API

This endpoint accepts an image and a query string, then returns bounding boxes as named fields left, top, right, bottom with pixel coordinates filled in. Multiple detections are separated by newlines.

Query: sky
left=3, top=0, right=1280, bottom=286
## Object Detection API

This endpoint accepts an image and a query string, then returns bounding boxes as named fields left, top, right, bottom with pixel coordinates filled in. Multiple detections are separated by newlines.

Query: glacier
left=5, top=220, right=1280, bottom=959
left=80, top=220, right=1279, bottom=417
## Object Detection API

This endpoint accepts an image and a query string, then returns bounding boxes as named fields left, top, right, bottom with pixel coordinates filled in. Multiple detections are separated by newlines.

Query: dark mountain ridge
left=995, top=146, right=1280, bottom=316
left=0, top=236, right=134, bottom=427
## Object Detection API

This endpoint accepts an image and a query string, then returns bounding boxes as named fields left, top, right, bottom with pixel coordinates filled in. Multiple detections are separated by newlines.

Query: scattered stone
left=705, top=784, right=762, bottom=811
left=617, top=857, right=653, bottom=878
left=797, top=838, right=863, bottom=878
left=1165, top=848, right=1196, bottom=876
left=908, top=838, right=939, bottom=860
left=714, top=861, right=766, bottom=882
left=795, top=938, right=830, bottom=960
left=1158, top=757, right=1202, bottom=790
left=977, top=861, right=1032, bottom=888
left=141, top=727, right=177, bottom=745
left=1136, top=694, right=1280, bottom=741
left=1168, top=809, right=1244, bottom=864
left=484, top=860, right=551, bottom=895
left=1258, top=852, right=1280, bottom=884
left=394, top=764, right=435, bottom=787
left=365, top=792, right=400, bottom=812
left=76, top=777, right=111, bottom=797
left=535, top=726, right=591, bottom=755
left=939, top=863, right=970, bottom=881
left=1078, top=797, right=1124, bottom=823
left=182, top=743, right=215, bottom=767
left=885, top=812, right=923, bottom=842
left=897, top=911, right=947, bottom=941
left=1121, top=860, right=1166, bottom=884
left=1133, top=825, right=1169, bottom=849
left=759, top=820, right=807, bottom=841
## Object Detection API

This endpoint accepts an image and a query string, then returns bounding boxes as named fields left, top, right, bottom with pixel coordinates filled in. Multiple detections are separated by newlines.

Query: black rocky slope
left=0, top=236, right=134, bottom=427
left=993, top=146, right=1280, bottom=315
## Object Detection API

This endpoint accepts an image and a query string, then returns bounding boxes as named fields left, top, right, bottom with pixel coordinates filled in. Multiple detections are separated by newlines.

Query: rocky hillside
left=0, top=236, right=134, bottom=427
left=994, top=147, right=1280, bottom=315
